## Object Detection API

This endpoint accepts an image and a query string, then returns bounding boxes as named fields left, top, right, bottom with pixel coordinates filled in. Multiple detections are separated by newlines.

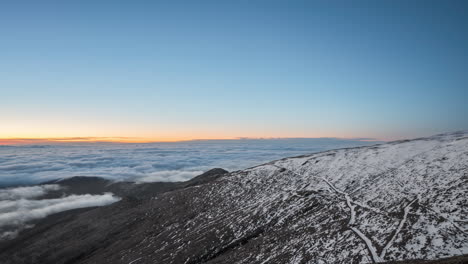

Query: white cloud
left=0, top=184, right=61, bottom=200
left=0, top=193, right=120, bottom=239
left=0, top=229, right=19, bottom=240
left=0, top=184, right=120, bottom=240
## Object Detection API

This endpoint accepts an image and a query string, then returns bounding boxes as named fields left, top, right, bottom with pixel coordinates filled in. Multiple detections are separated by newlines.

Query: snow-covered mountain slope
left=1, top=131, right=467, bottom=264
left=208, top=131, right=468, bottom=263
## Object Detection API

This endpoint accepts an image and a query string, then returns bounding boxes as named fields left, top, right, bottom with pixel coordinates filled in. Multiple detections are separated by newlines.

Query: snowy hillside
left=205, top=131, right=468, bottom=263
left=1, top=131, right=467, bottom=264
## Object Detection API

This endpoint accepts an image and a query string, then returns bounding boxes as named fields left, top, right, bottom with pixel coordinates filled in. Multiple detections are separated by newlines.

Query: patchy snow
left=116, top=131, right=468, bottom=263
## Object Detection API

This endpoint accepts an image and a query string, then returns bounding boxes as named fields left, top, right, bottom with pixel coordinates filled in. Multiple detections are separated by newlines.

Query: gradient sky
left=1, top=0, right=467, bottom=142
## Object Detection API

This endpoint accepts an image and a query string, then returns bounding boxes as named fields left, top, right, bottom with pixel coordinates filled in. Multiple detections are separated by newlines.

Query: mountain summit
left=1, top=132, right=467, bottom=263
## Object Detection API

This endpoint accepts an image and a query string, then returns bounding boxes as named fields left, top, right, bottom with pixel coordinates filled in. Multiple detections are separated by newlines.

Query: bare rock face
left=0, top=132, right=467, bottom=264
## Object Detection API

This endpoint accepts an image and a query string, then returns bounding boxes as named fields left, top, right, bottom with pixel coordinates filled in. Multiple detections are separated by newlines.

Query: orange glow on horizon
left=0, top=137, right=204, bottom=145
left=0, top=136, right=246, bottom=145
left=0, top=135, right=385, bottom=145
left=1, top=117, right=392, bottom=144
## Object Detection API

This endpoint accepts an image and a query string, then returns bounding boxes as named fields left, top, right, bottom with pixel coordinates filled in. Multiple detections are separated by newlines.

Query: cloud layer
left=0, top=185, right=120, bottom=240
left=0, top=138, right=380, bottom=185
left=0, top=185, right=61, bottom=200
left=0, top=193, right=120, bottom=227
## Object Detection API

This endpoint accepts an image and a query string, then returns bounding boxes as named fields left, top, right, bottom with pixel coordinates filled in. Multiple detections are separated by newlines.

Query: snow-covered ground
left=123, top=131, right=467, bottom=263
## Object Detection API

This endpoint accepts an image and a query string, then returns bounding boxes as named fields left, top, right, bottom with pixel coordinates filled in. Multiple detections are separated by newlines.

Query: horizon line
left=0, top=136, right=384, bottom=145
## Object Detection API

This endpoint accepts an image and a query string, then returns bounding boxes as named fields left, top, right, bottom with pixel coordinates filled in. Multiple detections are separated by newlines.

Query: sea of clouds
left=0, top=138, right=380, bottom=186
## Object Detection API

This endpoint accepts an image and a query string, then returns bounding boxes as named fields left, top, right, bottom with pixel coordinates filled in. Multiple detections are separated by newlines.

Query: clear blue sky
left=1, top=0, right=467, bottom=141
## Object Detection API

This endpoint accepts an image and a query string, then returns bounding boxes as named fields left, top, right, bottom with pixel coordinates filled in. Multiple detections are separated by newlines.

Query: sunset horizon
left=0, top=134, right=386, bottom=145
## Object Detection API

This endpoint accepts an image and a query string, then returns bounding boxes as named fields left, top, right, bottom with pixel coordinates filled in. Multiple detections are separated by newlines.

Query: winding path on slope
left=273, top=165, right=420, bottom=263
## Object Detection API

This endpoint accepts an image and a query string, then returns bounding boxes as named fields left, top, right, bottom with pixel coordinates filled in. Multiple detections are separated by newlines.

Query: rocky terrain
left=0, top=132, right=467, bottom=263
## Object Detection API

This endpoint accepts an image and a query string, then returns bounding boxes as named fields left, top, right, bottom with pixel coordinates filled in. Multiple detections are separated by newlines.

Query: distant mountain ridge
left=0, top=131, right=467, bottom=263
left=40, top=168, right=229, bottom=199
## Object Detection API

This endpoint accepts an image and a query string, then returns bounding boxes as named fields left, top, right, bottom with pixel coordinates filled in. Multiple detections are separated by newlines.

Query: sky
left=1, top=0, right=467, bottom=142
